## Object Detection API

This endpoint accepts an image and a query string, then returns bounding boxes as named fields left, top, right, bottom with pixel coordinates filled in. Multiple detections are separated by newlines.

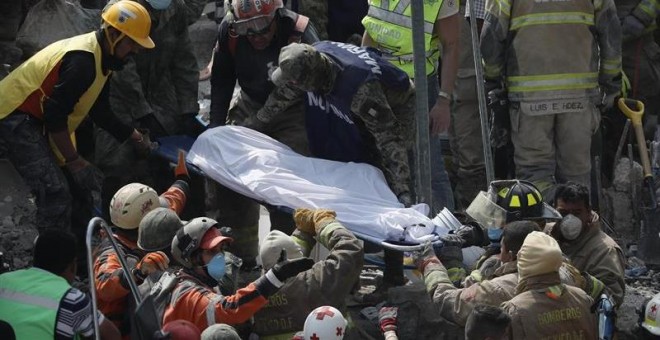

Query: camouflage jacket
left=106, top=0, right=204, bottom=135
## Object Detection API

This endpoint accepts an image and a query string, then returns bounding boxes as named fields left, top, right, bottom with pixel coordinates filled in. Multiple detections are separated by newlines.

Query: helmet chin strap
left=103, top=26, right=126, bottom=56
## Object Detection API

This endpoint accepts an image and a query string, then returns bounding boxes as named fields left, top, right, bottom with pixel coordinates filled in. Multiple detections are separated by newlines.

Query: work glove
left=132, top=128, right=157, bottom=157
left=436, top=235, right=464, bottom=270
left=621, top=14, right=646, bottom=41
left=379, top=306, right=399, bottom=333
left=66, top=156, right=104, bottom=193
left=293, top=208, right=337, bottom=235
left=488, top=88, right=510, bottom=149
left=601, top=93, right=619, bottom=113
left=268, top=249, right=314, bottom=283
left=441, top=222, right=488, bottom=248
left=412, top=241, right=440, bottom=272
left=136, top=251, right=169, bottom=276
left=174, top=150, right=190, bottom=182
left=397, top=192, right=413, bottom=207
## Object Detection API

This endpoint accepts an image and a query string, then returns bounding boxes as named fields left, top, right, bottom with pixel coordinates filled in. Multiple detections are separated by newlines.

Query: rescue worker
left=413, top=220, right=537, bottom=327
left=501, top=232, right=597, bottom=339
left=0, top=230, right=121, bottom=339
left=0, top=0, right=21, bottom=73
left=0, top=0, right=155, bottom=232
left=166, top=217, right=314, bottom=331
left=361, top=0, right=460, bottom=214
left=96, top=0, right=206, bottom=218
left=414, top=220, right=602, bottom=328
left=450, top=2, right=488, bottom=210
left=616, top=0, right=660, bottom=136
left=481, top=0, right=622, bottom=198
left=268, top=41, right=414, bottom=293
left=464, top=305, right=511, bottom=340
left=292, top=306, right=348, bottom=340
left=94, top=155, right=189, bottom=335
left=208, top=0, right=320, bottom=268
left=251, top=208, right=363, bottom=339
left=201, top=323, right=241, bottom=340
left=462, top=180, right=563, bottom=283
left=639, top=293, right=660, bottom=339
left=548, top=182, right=626, bottom=307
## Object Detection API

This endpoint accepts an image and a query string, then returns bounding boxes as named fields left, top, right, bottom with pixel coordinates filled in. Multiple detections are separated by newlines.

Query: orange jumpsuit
left=93, top=181, right=188, bottom=334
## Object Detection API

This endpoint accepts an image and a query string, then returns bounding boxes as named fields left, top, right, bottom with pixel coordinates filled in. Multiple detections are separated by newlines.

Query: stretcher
left=153, top=126, right=465, bottom=251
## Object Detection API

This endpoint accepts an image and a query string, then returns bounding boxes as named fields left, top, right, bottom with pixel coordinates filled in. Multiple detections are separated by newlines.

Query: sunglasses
left=232, top=15, right=274, bottom=36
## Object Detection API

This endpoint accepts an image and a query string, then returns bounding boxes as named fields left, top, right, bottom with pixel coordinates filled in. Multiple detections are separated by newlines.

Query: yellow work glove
left=293, top=208, right=337, bottom=235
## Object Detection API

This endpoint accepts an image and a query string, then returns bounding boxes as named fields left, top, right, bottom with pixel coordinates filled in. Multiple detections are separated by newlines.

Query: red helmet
left=161, top=320, right=201, bottom=340
left=232, top=0, right=283, bottom=20
left=230, top=0, right=283, bottom=35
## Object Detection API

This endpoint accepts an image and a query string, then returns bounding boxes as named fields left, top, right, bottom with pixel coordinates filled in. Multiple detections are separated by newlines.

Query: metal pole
left=467, top=0, right=495, bottom=184
left=86, top=218, right=102, bottom=340
left=411, top=0, right=432, bottom=208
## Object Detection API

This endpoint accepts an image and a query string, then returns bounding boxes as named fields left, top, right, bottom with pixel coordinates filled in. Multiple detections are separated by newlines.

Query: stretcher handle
left=380, top=239, right=443, bottom=252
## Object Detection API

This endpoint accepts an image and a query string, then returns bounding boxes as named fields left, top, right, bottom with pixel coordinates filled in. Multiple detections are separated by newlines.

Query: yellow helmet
left=102, top=1, right=155, bottom=49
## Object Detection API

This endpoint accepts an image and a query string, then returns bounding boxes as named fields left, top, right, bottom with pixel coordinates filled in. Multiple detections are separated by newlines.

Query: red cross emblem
left=336, top=327, right=343, bottom=336
left=310, top=333, right=319, bottom=340
left=315, top=306, right=336, bottom=320
left=651, top=303, right=658, bottom=316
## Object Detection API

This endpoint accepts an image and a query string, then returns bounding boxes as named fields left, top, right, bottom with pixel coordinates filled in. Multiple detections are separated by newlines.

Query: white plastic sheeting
left=188, top=126, right=446, bottom=244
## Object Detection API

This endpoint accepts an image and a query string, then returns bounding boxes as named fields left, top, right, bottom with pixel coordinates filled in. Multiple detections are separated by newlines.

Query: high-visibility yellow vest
left=0, top=32, right=109, bottom=163
left=362, top=0, right=444, bottom=77
left=0, top=268, right=74, bottom=340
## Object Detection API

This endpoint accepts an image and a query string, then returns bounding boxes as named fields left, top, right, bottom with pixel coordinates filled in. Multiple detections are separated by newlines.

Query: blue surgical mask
left=487, top=227, right=503, bottom=245
left=146, top=0, right=172, bottom=10
left=205, top=253, right=226, bottom=282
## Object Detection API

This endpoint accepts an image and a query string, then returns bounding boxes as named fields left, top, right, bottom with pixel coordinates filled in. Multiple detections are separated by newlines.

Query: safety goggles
left=232, top=14, right=274, bottom=36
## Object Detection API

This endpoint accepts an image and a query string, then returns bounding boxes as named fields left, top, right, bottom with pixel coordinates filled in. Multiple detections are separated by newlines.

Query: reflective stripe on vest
left=507, top=72, right=598, bottom=93
left=601, top=57, right=622, bottom=75
left=206, top=294, right=224, bottom=326
left=510, top=12, right=594, bottom=30
left=362, top=0, right=444, bottom=76
left=0, top=32, right=109, bottom=164
left=0, top=268, right=71, bottom=340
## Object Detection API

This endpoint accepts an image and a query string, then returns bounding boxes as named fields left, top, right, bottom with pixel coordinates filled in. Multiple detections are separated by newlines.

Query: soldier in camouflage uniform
left=0, top=0, right=22, bottom=76
left=269, top=42, right=416, bottom=204
left=95, top=0, right=205, bottom=218
left=208, top=0, right=319, bottom=268
left=266, top=42, right=415, bottom=292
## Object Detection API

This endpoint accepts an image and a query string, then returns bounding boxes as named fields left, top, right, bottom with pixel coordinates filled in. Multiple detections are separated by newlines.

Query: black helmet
left=491, top=180, right=561, bottom=222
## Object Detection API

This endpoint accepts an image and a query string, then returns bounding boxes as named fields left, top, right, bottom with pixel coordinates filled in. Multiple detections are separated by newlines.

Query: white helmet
left=109, top=183, right=159, bottom=230
left=303, top=306, right=347, bottom=340
left=642, top=293, right=660, bottom=335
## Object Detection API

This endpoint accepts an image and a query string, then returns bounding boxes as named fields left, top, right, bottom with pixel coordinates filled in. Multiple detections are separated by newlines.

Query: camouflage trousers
left=510, top=101, right=600, bottom=199
left=0, top=112, right=71, bottom=231
left=449, top=73, right=487, bottom=210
